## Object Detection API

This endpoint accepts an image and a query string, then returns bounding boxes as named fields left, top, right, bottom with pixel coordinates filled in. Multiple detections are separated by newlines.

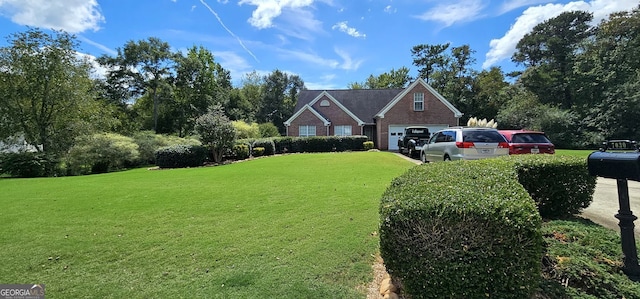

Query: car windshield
left=463, top=130, right=505, bottom=143
left=512, top=133, right=551, bottom=143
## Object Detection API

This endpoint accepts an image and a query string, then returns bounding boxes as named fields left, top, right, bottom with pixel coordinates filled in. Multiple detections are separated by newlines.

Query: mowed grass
left=0, top=152, right=414, bottom=298
left=555, top=149, right=594, bottom=159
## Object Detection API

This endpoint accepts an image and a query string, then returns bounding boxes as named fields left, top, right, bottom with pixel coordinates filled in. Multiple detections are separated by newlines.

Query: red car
left=498, top=130, right=555, bottom=155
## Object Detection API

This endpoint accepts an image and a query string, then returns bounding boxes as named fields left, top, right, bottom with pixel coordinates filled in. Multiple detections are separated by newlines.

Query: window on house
left=299, top=125, right=316, bottom=137
left=414, top=92, right=424, bottom=111
left=320, top=100, right=330, bottom=107
left=334, top=125, right=352, bottom=136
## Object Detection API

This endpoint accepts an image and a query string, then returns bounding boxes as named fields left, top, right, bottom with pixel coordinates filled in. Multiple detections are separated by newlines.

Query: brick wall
left=287, top=95, right=360, bottom=136
left=376, top=84, right=459, bottom=150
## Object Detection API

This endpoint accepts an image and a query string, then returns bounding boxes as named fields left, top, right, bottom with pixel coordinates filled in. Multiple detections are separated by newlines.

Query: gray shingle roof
left=296, top=89, right=403, bottom=124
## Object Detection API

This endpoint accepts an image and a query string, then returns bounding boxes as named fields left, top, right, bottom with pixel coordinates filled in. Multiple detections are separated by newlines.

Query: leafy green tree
left=411, top=43, right=450, bottom=84
left=195, top=104, right=236, bottom=163
left=512, top=11, right=593, bottom=109
left=469, top=67, right=509, bottom=120
left=258, top=122, right=281, bottom=137
left=227, top=71, right=264, bottom=122
left=0, top=28, right=106, bottom=158
left=257, top=70, right=305, bottom=134
left=232, top=120, right=260, bottom=139
left=172, top=46, right=231, bottom=136
left=575, top=6, right=640, bottom=144
left=98, top=37, right=176, bottom=132
left=348, top=67, right=412, bottom=89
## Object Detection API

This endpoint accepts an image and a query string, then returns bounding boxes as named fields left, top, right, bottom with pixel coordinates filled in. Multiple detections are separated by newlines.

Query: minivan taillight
left=456, top=142, right=475, bottom=148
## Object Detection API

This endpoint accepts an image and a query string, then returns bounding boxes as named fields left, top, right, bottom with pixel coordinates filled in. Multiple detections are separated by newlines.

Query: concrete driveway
left=581, top=178, right=640, bottom=237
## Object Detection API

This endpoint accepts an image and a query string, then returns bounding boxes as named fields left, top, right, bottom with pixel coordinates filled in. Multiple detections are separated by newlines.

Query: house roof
left=295, top=88, right=403, bottom=124
left=284, top=104, right=331, bottom=126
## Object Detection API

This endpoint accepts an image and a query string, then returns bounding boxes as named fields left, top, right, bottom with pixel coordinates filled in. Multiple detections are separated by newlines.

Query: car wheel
left=444, top=155, right=451, bottom=161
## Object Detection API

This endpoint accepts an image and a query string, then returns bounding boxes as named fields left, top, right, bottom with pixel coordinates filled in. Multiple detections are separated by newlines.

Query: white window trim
left=334, top=125, right=352, bottom=136
left=414, top=92, right=424, bottom=111
left=299, top=125, right=316, bottom=137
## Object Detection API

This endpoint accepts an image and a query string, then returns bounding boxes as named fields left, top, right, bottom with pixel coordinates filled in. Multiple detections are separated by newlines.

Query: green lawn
left=0, top=152, right=415, bottom=298
left=555, top=149, right=595, bottom=159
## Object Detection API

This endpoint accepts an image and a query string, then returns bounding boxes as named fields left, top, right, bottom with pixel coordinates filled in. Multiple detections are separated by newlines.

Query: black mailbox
left=587, top=139, right=640, bottom=280
left=588, top=140, right=640, bottom=181
left=588, top=151, right=640, bottom=181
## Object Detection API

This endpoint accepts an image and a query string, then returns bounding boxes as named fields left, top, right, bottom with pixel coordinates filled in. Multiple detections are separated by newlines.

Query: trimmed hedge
left=363, top=141, right=375, bottom=150
left=0, top=151, right=57, bottom=178
left=380, top=159, right=543, bottom=298
left=154, top=144, right=208, bottom=168
left=233, top=144, right=250, bottom=160
left=503, top=155, right=596, bottom=219
left=252, top=139, right=276, bottom=156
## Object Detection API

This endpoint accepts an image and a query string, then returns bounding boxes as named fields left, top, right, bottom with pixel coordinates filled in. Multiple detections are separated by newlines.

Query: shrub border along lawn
left=379, top=155, right=598, bottom=298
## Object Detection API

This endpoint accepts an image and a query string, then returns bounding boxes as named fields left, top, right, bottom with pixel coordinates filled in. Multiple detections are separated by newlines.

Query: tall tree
left=469, top=67, right=509, bottom=120
left=348, top=67, right=412, bottom=89
left=411, top=43, right=450, bottom=84
left=0, top=28, right=105, bottom=156
left=227, top=71, right=264, bottom=122
left=576, top=5, right=640, bottom=143
left=98, top=37, right=176, bottom=132
left=257, top=70, right=305, bottom=134
left=172, top=46, right=231, bottom=136
left=512, top=11, right=593, bottom=109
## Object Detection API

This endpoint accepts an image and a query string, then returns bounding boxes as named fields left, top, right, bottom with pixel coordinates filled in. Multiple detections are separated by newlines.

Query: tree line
left=1, top=4, right=638, bottom=166
left=0, top=29, right=303, bottom=161
left=350, top=6, right=640, bottom=148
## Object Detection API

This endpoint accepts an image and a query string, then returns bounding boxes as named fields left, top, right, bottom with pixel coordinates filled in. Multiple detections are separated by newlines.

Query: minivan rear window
left=463, top=130, right=506, bottom=143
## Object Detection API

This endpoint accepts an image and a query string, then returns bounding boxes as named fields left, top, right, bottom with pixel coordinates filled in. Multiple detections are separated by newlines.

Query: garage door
left=388, top=125, right=407, bottom=151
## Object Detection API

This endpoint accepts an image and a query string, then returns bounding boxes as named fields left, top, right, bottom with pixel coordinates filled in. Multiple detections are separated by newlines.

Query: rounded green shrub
left=154, top=144, right=208, bottom=168
left=233, top=143, right=250, bottom=160
left=132, top=131, right=201, bottom=165
left=363, top=141, right=375, bottom=150
left=67, top=133, right=140, bottom=175
left=252, top=139, right=275, bottom=156
left=252, top=147, right=265, bottom=157
left=0, top=151, right=58, bottom=178
left=502, top=155, right=596, bottom=219
left=380, top=159, right=543, bottom=298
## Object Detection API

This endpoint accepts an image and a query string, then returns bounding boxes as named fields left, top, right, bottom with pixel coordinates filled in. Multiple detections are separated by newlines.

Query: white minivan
left=420, top=127, right=510, bottom=163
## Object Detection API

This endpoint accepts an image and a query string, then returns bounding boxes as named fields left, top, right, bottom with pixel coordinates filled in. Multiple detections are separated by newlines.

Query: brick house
left=284, top=78, right=463, bottom=150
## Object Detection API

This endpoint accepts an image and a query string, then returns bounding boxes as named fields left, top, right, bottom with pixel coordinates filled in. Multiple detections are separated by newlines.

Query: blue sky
left=0, top=0, right=636, bottom=89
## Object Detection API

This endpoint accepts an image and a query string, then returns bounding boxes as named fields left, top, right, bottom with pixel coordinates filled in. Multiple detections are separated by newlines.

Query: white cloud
left=384, top=5, right=396, bottom=14
left=277, top=7, right=324, bottom=40
left=331, top=21, right=366, bottom=38
left=238, top=0, right=314, bottom=29
left=212, top=51, right=254, bottom=83
left=498, top=0, right=552, bottom=15
left=276, top=47, right=362, bottom=71
left=0, top=0, right=104, bottom=33
left=334, top=47, right=363, bottom=70
left=415, top=0, right=485, bottom=27
left=483, top=0, right=638, bottom=69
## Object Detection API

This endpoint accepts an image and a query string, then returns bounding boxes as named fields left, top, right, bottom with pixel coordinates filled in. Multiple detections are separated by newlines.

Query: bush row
left=155, top=144, right=209, bottom=169
left=235, top=135, right=370, bottom=157
left=379, top=155, right=596, bottom=298
left=380, top=159, right=543, bottom=298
